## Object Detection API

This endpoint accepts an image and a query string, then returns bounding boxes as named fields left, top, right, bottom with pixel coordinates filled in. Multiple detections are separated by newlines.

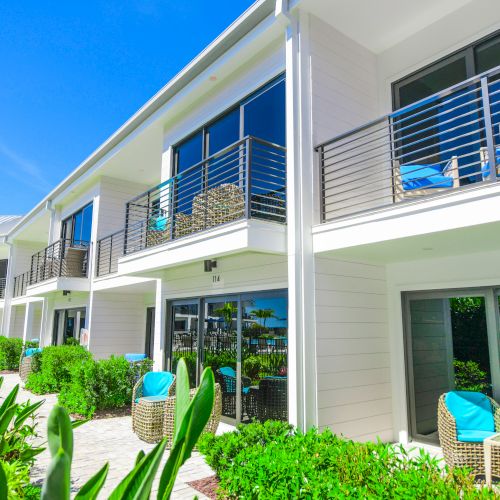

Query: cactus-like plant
left=38, top=358, right=214, bottom=499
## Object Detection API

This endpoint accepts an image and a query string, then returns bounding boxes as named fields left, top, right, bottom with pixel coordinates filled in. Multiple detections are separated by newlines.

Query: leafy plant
left=26, top=345, right=92, bottom=394
left=199, top=421, right=496, bottom=499
left=243, top=355, right=262, bottom=380
left=64, top=337, right=80, bottom=346
left=454, top=359, right=490, bottom=393
left=0, top=337, right=23, bottom=371
left=213, top=303, right=237, bottom=331
left=31, top=358, right=215, bottom=499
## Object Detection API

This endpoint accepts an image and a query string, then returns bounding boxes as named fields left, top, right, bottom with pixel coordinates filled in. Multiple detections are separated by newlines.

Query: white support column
left=282, top=6, right=318, bottom=431
left=1, top=241, right=15, bottom=336
left=152, top=278, right=167, bottom=371
left=40, top=297, right=53, bottom=347
left=22, top=301, right=35, bottom=343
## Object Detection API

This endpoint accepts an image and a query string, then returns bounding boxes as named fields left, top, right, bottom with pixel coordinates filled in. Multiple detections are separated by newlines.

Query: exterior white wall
left=96, top=177, right=149, bottom=239
left=88, top=292, right=148, bottom=359
left=314, top=255, right=392, bottom=442
left=11, top=241, right=46, bottom=277
left=10, top=305, right=26, bottom=339
left=162, top=252, right=287, bottom=299
left=309, top=15, right=379, bottom=146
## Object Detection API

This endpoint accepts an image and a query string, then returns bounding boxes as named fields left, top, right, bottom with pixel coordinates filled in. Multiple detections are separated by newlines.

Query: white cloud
left=0, top=141, right=53, bottom=193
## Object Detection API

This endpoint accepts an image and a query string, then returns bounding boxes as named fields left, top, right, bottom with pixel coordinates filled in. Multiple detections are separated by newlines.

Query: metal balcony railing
left=30, top=239, right=89, bottom=285
left=13, top=271, right=29, bottom=297
left=318, top=65, right=500, bottom=222
left=96, top=229, right=125, bottom=277
left=124, top=136, right=286, bottom=255
left=0, top=278, right=6, bottom=299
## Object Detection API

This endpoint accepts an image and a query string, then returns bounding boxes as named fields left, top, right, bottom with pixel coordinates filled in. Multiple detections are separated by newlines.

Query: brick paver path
left=2, top=372, right=228, bottom=499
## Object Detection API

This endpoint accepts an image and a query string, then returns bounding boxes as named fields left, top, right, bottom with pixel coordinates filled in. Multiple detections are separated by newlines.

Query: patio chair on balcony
left=394, top=156, right=459, bottom=200
left=215, top=366, right=252, bottom=418
left=146, top=213, right=171, bottom=247
left=132, top=371, right=176, bottom=443
left=163, top=383, right=222, bottom=447
left=438, top=391, right=500, bottom=475
left=480, top=147, right=500, bottom=180
left=19, top=347, right=42, bottom=383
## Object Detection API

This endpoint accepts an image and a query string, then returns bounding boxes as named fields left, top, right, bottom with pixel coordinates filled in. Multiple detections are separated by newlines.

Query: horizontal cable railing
left=13, top=271, right=29, bottom=297
left=0, top=278, right=6, bottom=299
left=124, top=136, right=286, bottom=255
left=30, top=239, right=90, bottom=285
left=318, top=65, right=500, bottom=222
left=96, top=229, right=125, bottom=277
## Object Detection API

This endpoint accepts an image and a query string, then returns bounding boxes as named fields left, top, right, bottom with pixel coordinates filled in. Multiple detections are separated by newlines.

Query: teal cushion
left=136, top=395, right=167, bottom=404
left=219, top=366, right=236, bottom=378
left=25, top=348, right=42, bottom=357
left=125, top=353, right=147, bottom=362
left=457, top=430, right=496, bottom=443
left=142, top=372, right=174, bottom=398
left=445, top=391, right=495, bottom=433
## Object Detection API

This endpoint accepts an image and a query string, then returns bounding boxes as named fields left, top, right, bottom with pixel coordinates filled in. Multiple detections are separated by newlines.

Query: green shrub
left=173, top=352, right=197, bottom=385
left=59, top=356, right=153, bottom=418
left=25, top=345, right=91, bottom=394
left=243, top=355, right=262, bottom=380
left=199, top=421, right=495, bottom=499
left=454, top=359, right=490, bottom=393
left=0, top=336, right=23, bottom=370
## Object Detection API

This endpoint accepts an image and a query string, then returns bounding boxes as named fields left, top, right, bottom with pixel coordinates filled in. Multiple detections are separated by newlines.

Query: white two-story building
left=1, top=0, right=500, bottom=448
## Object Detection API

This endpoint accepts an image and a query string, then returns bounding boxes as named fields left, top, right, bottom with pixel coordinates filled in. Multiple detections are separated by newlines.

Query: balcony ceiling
left=302, top=0, right=475, bottom=53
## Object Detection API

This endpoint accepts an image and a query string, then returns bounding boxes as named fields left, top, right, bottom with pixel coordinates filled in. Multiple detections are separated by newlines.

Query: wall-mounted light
left=63, top=290, right=71, bottom=296
left=204, top=260, right=217, bottom=272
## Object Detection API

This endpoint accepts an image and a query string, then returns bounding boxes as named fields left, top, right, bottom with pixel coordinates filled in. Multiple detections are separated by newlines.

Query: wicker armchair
left=132, top=372, right=176, bottom=443
left=163, top=383, right=222, bottom=448
left=257, top=377, right=287, bottom=422
left=438, top=393, right=500, bottom=475
left=19, top=348, right=42, bottom=383
left=215, top=367, right=251, bottom=419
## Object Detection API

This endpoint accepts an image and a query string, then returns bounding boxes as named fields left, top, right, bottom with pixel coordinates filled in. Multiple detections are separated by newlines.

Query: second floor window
left=61, top=202, right=93, bottom=245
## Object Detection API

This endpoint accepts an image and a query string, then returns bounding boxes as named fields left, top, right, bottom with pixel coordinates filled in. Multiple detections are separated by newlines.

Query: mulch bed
left=188, top=475, right=220, bottom=500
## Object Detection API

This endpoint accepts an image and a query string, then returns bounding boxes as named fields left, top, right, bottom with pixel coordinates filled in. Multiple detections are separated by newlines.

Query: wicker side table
left=484, top=433, right=500, bottom=487
left=133, top=397, right=169, bottom=444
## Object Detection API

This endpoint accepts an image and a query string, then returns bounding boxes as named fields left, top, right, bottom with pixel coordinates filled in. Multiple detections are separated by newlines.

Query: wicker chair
left=438, top=392, right=500, bottom=476
left=257, top=377, right=287, bottom=422
left=19, top=348, right=42, bottom=383
left=163, top=383, right=222, bottom=448
left=215, top=367, right=252, bottom=419
left=132, top=372, right=176, bottom=444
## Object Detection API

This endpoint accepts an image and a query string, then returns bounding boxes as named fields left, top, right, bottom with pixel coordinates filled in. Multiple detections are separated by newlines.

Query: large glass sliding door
left=404, top=289, right=500, bottom=443
left=167, top=290, right=288, bottom=424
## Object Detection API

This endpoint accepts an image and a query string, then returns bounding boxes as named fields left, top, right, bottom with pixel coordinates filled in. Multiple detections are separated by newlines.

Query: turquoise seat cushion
left=25, top=348, right=42, bottom=357
left=142, top=371, right=174, bottom=398
left=219, top=366, right=236, bottom=378
left=125, top=353, right=147, bottom=362
left=445, top=391, right=495, bottom=440
left=400, top=164, right=454, bottom=190
left=456, top=430, right=497, bottom=443
left=136, top=395, right=167, bottom=404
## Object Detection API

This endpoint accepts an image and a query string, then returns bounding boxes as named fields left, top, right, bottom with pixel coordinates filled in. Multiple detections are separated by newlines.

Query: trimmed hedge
left=199, top=421, right=495, bottom=499
left=26, top=345, right=91, bottom=393
left=0, top=336, right=23, bottom=371
left=25, top=344, right=152, bottom=418
left=59, top=356, right=152, bottom=417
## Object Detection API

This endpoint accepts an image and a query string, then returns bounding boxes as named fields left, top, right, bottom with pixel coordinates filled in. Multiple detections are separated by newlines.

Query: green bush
left=59, top=356, right=153, bottom=418
left=454, top=359, right=490, bottom=393
left=25, top=345, right=91, bottom=394
left=0, top=336, right=23, bottom=370
left=243, top=355, right=262, bottom=380
left=199, top=421, right=495, bottom=499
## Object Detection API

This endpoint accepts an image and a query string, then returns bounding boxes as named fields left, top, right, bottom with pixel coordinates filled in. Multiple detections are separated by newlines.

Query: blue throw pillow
left=400, top=164, right=454, bottom=190
left=445, top=391, right=495, bottom=434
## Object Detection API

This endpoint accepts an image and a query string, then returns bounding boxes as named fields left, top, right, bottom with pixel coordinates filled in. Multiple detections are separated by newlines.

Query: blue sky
left=0, top=1, right=254, bottom=215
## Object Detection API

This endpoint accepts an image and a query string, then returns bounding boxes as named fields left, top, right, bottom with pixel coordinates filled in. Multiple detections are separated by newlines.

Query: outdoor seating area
left=438, top=391, right=500, bottom=483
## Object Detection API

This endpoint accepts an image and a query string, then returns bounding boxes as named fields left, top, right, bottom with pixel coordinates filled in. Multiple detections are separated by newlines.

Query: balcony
left=13, top=271, right=29, bottom=298
left=318, top=65, right=500, bottom=223
left=96, top=229, right=125, bottom=277
left=0, top=277, right=6, bottom=299
left=123, top=136, right=286, bottom=256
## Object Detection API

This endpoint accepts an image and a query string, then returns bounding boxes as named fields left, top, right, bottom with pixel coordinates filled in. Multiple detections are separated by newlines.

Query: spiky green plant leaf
left=0, top=385, right=19, bottom=417
left=47, top=405, right=73, bottom=461
left=41, top=448, right=71, bottom=500
left=0, top=405, right=17, bottom=435
left=13, top=400, right=44, bottom=429
left=0, top=462, right=7, bottom=500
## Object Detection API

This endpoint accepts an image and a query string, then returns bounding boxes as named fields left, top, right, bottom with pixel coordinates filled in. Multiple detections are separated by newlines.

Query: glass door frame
left=403, top=287, right=500, bottom=443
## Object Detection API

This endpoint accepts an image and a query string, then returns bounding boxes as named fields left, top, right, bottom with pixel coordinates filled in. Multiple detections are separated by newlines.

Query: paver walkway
left=2, top=373, right=229, bottom=499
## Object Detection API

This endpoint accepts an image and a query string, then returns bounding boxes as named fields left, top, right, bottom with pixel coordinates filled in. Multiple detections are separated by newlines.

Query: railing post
left=318, top=144, right=325, bottom=223
left=96, top=239, right=101, bottom=278
left=59, top=240, right=63, bottom=277
left=245, top=137, right=252, bottom=219
left=169, top=180, right=175, bottom=240
left=124, top=202, right=130, bottom=255
left=481, top=76, right=497, bottom=182
left=109, top=235, right=113, bottom=275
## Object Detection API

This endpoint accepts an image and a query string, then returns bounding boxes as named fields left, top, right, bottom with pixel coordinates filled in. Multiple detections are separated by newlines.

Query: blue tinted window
left=243, top=78, right=286, bottom=146
left=207, top=109, right=240, bottom=155
left=176, top=132, right=203, bottom=173
left=80, top=204, right=93, bottom=242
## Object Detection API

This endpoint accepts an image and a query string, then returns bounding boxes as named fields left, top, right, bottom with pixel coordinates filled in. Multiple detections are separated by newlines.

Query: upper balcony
left=115, top=136, right=287, bottom=275
left=13, top=239, right=90, bottom=297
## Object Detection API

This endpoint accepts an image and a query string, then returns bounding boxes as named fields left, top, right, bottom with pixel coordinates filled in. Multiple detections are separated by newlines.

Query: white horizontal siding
left=315, top=255, right=392, bottom=442
left=89, top=292, right=147, bottom=359
left=10, top=305, right=25, bottom=339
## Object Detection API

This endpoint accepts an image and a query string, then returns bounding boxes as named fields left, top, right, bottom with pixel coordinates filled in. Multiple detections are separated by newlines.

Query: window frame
left=61, top=201, right=93, bottom=245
